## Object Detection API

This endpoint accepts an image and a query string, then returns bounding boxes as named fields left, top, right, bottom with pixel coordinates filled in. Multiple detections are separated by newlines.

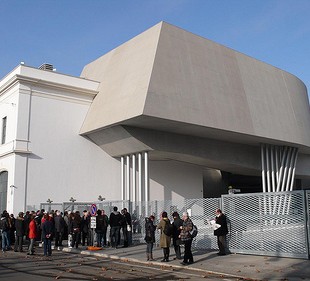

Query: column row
left=120, top=151, right=149, bottom=215
left=261, top=144, right=298, bottom=193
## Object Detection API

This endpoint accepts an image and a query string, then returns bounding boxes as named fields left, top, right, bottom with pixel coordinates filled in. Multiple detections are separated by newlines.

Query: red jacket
left=28, top=220, right=37, bottom=239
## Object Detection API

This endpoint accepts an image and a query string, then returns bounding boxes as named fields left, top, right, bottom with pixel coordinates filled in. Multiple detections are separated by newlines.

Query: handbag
left=127, top=225, right=132, bottom=232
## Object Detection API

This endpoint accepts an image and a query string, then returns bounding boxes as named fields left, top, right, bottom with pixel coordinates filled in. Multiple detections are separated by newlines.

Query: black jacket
left=109, top=211, right=122, bottom=227
left=15, top=217, right=26, bottom=236
left=144, top=219, right=156, bottom=243
left=42, top=220, right=54, bottom=239
left=172, top=217, right=183, bottom=240
left=54, top=215, right=65, bottom=232
left=214, top=214, right=228, bottom=236
left=96, top=214, right=108, bottom=233
left=81, top=216, right=90, bottom=233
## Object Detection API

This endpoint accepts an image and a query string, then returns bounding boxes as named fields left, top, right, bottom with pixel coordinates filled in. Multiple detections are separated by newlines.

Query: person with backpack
left=179, top=212, right=194, bottom=265
left=157, top=211, right=172, bottom=262
left=0, top=211, right=10, bottom=252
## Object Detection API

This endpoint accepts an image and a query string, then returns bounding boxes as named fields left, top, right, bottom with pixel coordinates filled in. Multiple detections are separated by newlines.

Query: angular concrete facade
left=1, top=22, right=310, bottom=214
left=80, top=22, right=310, bottom=183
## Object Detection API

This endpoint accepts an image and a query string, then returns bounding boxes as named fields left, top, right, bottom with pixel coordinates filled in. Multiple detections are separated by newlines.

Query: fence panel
left=40, top=190, right=310, bottom=258
left=222, top=190, right=309, bottom=259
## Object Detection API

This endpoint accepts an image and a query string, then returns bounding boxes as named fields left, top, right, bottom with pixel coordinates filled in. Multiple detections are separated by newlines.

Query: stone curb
left=62, top=247, right=253, bottom=280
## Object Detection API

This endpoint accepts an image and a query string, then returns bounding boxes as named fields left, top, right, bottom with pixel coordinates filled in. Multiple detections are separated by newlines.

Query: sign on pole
left=91, top=216, right=96, bottom=229
left=90, top=203, right=97, bottom=216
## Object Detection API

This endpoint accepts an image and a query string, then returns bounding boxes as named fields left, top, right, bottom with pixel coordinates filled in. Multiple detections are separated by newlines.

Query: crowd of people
left=144, top=208, right=228, bottom=266
left=0, top=206, right=133, bottom=256
left=1, top=206, right=228, bottom=265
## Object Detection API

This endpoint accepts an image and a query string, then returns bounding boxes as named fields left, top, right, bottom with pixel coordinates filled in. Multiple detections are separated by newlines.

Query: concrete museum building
left=1, top=22, right=310, bottom=215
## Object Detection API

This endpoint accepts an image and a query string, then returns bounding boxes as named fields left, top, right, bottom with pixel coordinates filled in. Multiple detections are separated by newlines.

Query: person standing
left=95, top=209, right=107, bottom=247
left=0, top=211, right=10, bottom=252
left=214, top=208, right=228, bottom=255
left=144, top=215, right=156, bottom=261
left=14, top=212, right=26, bottom=252
left=109, top=206, right=122, bottom=249
left=69, top=211, right=81, bottom=249
left=54, top=210, right=65, bottom=250
left=27, top=214, right=37, bottom=255
left=121, top=208, right=132, bottom=247
left=41, top=213, right=53, bottom=256
left=172, top=212, right=183, bottom=260
left=157, top=211, right=171, bottom=262
left=81, top=210, right=90, bottom=246
left=179, top=212, right=194, bottom=265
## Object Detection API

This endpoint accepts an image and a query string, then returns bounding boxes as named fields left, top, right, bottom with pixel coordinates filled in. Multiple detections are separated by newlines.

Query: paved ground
left=63, top=244, right=309, bottom=281
left=0, top=247, right=243, bottom=281
left=1, top=242, right=309, bottom=280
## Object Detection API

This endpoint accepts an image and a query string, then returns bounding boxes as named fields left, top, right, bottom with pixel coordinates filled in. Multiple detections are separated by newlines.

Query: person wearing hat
left=172, top=212, right=183, bottom=260
left=14, top=212, right=26, bottom=252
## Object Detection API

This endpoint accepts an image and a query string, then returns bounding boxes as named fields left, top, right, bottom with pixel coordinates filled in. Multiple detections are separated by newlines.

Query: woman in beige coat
left=157, top=211, right=172, bottom=262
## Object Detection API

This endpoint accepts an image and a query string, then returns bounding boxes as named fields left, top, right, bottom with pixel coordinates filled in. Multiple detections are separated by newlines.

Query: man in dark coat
left=54, top=210, right=65, bottom=249
left=96, top=209, right=108, bottom=247
left=214, top=208, right=229, bottom=255
left=172, top=212, right=183, bottom=259
left=109, top=206, right=122, bottom=248
left=81, top=210, right=91, bottom=246
left=120, top=208, right=132, bottom=247
left=42, top=213, right=54, bottom=256
left=0, top=211, right=10, bottom=252
left=14, top=212, right=26, bottom=252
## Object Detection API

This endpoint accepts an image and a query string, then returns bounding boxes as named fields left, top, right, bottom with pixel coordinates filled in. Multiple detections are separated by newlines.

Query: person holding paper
left=214, top=208, right=228, bottom=255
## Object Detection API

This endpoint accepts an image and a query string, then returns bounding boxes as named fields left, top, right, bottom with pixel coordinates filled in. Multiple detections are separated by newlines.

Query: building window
left=0, top=171, right=8, bottom=211
left=2, top=116, right=7, bottom=144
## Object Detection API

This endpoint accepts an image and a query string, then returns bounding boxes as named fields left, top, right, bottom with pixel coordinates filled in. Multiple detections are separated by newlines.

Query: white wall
left=0, top=86, right=20, bottom=213
left=22, top=87, right=121, bottom=212
left=149, top=160, right=203, bottom=201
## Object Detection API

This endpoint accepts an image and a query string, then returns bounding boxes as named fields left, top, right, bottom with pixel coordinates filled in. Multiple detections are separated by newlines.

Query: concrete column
left=138, top=153, right=142, bottom=216
left=132, top=154, right=136, bottom=203
left=144, top=151, right=149, bottom=216
left=121, top=156, right=125, bottom=201
left=126, top=155, right=130, bottom=201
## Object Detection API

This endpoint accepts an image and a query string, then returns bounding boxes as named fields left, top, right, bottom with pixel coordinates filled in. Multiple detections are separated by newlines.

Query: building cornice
left=0, top=65, right=99, bottom=100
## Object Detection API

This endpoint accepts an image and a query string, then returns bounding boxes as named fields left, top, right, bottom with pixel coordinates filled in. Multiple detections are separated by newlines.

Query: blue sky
left=1, top=0, right=309, bottom=95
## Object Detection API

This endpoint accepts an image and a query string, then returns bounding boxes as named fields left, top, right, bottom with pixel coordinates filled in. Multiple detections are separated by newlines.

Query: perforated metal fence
left=40, top=200, right=130, bottom=214
left=222, top=191, right=309, bottom=259
left=40, top=190, right=310, bottom=259
left=129, top=198, right=221, bottom=249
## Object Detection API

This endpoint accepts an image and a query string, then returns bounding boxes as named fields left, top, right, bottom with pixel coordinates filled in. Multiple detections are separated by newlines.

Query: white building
left=1, top=22, right=310, bottom=215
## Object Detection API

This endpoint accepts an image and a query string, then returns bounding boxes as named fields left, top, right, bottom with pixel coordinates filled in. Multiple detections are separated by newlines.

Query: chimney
left=38, top=63, right=54, bottom=71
